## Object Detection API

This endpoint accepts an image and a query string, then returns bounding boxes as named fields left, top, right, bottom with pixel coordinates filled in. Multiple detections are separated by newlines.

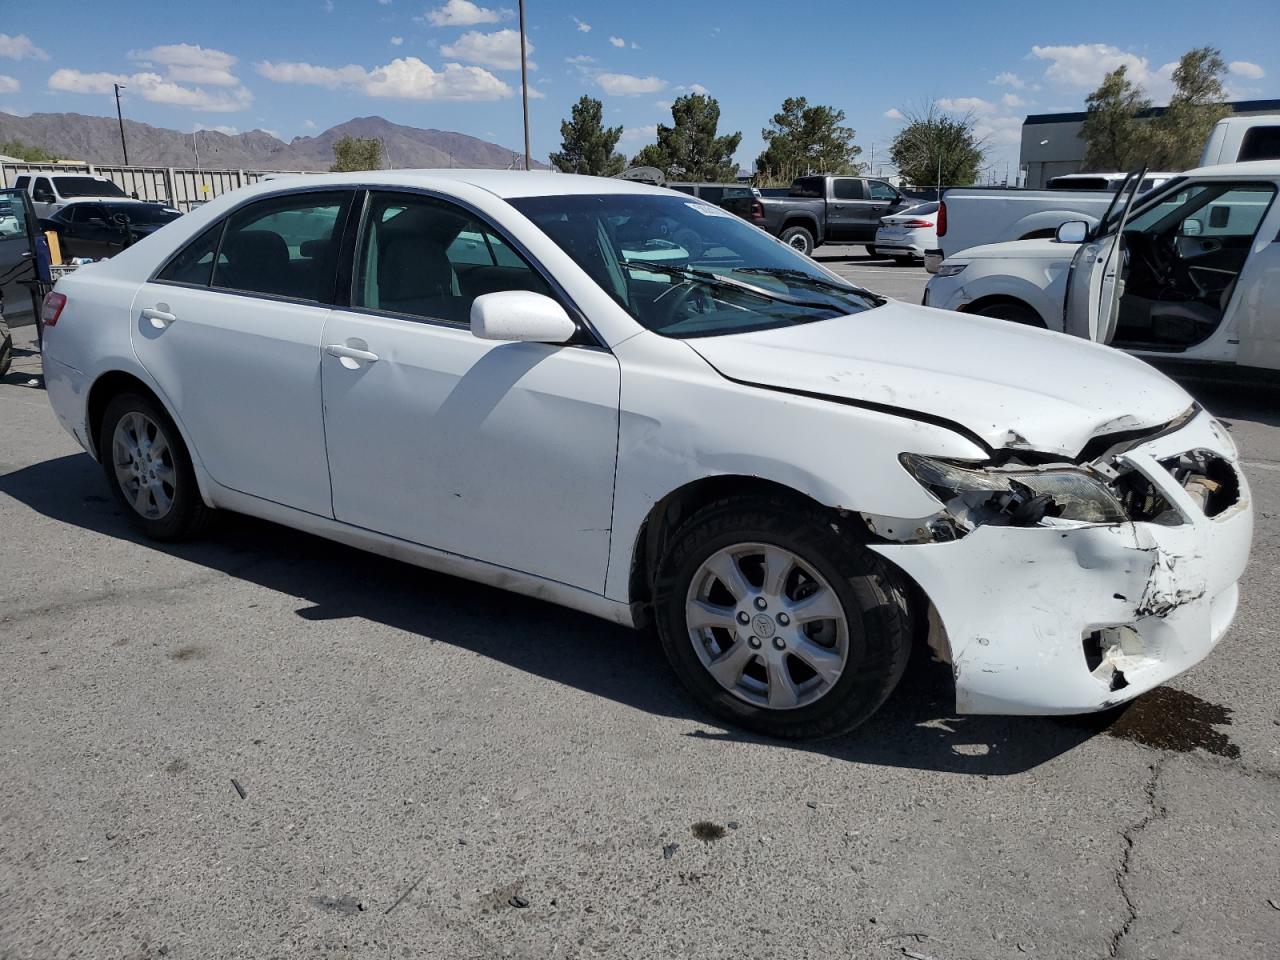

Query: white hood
left=687, top=302, right=1194, bottom=458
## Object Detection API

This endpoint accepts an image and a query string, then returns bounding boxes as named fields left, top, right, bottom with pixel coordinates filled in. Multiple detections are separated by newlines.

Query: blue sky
left=1, top=0, right=1277, bottom=176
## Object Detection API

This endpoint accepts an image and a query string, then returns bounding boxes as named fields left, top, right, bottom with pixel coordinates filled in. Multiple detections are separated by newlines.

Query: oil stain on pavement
left=1106, top=686, right=1241, bottom=759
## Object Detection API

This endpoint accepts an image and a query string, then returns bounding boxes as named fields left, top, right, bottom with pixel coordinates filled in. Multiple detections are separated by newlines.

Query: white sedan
left=40, top=170, right=1252, bottom=737
left=873, top=201, right=938, bottom=262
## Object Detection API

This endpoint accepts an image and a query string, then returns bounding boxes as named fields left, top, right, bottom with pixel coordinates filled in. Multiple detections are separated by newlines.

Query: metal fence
left=0, top=162, right=316, bottom=211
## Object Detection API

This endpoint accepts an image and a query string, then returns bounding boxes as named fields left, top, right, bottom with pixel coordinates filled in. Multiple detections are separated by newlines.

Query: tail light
left=750, top=199, right=765, bottom=219
left=41, top=291, right=67, bottom=327
left=900, top=219, right=935, bottom=229
left=937, top=201, right=948, bottom=238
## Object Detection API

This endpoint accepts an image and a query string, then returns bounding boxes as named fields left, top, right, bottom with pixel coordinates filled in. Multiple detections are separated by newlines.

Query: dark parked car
left=0, top=187, right=44, bottom=327
left=666, top=182, right=759, bottom=206
left=42, top=200, right=182, bottom=260
left=721, top=175, right=916, bottom=255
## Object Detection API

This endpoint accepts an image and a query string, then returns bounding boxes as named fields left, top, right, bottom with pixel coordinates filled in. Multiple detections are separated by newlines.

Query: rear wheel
left=865, top=245, right=880, bottom=257
left=780, top=226, right=815, bottom=256
left=653, top=496, right=912, bottom=739
left=99, top=392, right=210, bottom=541
left=972, top=300, right=1046, bottom=327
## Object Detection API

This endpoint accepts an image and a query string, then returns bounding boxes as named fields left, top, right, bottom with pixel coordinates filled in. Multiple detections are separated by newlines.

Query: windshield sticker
left=685, top=202, right=736, bottom=219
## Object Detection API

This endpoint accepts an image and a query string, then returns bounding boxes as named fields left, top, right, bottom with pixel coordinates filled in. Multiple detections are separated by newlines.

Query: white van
left=10, top=172, right=132, bottom=218
left=1200, top=115, right=1280, bottom=166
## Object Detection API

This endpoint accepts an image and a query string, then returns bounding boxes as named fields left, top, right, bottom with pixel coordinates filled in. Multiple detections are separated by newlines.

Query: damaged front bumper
left=869, top=411, right=1253, bottom=715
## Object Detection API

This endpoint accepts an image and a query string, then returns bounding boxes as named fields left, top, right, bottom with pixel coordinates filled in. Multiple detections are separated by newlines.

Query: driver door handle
left=326, top=343, right=380, bottom=363
left=141, top=306, right=177, bottom=327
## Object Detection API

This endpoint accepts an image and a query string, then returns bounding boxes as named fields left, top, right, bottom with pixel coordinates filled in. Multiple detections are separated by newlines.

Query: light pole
left=114, top=83, right=129, bottom=165
left=518, top=0, right=531, bottom=170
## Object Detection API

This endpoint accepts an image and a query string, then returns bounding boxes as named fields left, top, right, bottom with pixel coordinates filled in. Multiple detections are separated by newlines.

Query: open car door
left=1063, top=169, right=1145, bottom=343
left=0, top=187, right=44, bottom=325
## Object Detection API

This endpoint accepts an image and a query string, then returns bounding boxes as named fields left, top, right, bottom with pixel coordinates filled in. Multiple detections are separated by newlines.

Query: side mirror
left=470, top=290, right=578, bottom=344
left=1181, top=218, right=1203, bottom=236
left=1055, top=220, right=1089, bottom=244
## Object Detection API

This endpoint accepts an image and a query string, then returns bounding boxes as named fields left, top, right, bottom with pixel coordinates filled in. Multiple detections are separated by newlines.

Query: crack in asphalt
left=1108, top=758, right=1166, bottom=958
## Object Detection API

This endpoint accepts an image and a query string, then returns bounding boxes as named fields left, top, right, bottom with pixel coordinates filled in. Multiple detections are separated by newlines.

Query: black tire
left=972, top=300, right=1047, bottom=327
left=99, top=392, right=210, bottom=541
left=780, top=226, right=815, bottom=256
left=653, top=496, right=912, bottom=740
left=865, top=245, right=880, bottom=257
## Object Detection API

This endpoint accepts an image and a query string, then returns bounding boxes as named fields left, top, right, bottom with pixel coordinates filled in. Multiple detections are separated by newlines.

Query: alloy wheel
left=685, top=542, right=849, bottom=710
left=112, top=411, right=177, bottom=520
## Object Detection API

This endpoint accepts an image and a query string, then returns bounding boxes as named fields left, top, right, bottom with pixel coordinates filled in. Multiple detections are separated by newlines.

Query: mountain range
left=0, top=112, right=545, bottom=171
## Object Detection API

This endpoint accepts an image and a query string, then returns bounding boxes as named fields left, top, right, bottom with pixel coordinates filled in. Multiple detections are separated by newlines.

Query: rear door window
left=156, top=222, right=226, bottom=287
left=832, top=179, right=863, bottom=200
left=211, top=190, right=351, bottom=302
left=1238, top=126, right=1280, bottom=162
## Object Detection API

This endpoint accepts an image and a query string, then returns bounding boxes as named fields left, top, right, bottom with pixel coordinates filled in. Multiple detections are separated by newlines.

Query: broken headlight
left=901, top=454, right=1128, bottom=527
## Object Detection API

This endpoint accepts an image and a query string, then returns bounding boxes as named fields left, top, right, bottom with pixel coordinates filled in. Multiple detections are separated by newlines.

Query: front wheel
left=654, top=497, right=912, bottom=739
left=780, top=226, right=815, bottom=256
left=99, top=393, right=210, bottom=541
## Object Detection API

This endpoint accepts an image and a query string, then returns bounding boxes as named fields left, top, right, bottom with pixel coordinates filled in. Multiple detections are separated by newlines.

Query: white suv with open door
left=924, top=162, right=1280, bottom=372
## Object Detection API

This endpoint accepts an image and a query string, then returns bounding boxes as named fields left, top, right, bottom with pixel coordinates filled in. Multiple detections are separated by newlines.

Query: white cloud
left=1001, top=92, right=1025, bottom=108
left=426, top=0, right=505, bottom=25
left=654, top=99, right=671, bottom=110
left=440, top=29, right=532, bottom=70
left=0, top=75, right=19, bottom=94
left=127, top=43, right=240, bottom=86
left=991, top=71, right=1025, bottom=89
left=0, top=33, right=48, bottom=61
left=937, top=96, right=996, bottom=115
left=565, top=54, right=593, bottom=64
left=194, top=123, right=239, bottom=135
left=686, top=83, right=709, bottom=95
left=595, top=72, right=665, bottom=95
left=1229, top=60, right=1265, bottom=81
left=573, top=17, right=591, bottom=32
left=883, top=107, right=903, bottom=119
left=256, top=56, right=512, bottom=100
left=49, top=68, right=253, bottom=112
left=609, top=36, right=625, bottom=48
left=973, top=114, right=1023, bottom=147
left=427, top=0, right=511, bottom=26
left=1029, top=43, right=1177, bottom=100
left=304, top=119, right=316, bottom=128
left=390, top=35, right=404, bottom=45
left=622, top=123, right=657, bottom=141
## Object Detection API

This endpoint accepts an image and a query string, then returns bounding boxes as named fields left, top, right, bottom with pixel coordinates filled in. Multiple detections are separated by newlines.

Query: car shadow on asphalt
left=2, top=452, right=1116, bottom=778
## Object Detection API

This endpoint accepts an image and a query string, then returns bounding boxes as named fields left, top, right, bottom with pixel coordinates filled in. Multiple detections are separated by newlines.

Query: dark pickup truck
left=721, top=175, right=917, bottom=255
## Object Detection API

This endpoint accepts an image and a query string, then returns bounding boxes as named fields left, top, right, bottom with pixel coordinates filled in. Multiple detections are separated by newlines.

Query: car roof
left=245, top=169, right=676, bottom=200
left=1181, top=159, right=1280, bottom=178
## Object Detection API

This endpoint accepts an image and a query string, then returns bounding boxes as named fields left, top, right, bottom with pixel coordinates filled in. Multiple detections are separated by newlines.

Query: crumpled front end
left=870, top=410, right=1252, bottom=714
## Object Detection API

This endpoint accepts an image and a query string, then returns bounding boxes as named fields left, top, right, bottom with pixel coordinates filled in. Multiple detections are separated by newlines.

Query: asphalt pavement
left=1, top=266, right=1278, bottom=959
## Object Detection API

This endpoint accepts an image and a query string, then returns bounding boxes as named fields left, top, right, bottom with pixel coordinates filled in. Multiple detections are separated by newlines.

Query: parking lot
left=1, top=254, right=1278, bottom=960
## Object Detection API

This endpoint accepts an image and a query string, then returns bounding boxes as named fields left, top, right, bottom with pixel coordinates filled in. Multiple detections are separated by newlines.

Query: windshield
left=508, top=193, right=883, bottom=339
left=102, top=202, right=181, bottom=225
left=54, top=177, right=128, bottom=199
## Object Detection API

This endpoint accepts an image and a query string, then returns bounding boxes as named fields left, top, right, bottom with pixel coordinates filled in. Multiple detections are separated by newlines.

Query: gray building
left=1019, top=98, right=1280, bottom=187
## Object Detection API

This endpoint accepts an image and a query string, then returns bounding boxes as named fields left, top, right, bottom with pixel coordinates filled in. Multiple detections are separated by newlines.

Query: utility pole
left=518, top=0, right=531, bottom=170
left=114, top=83, right=129, bottom=165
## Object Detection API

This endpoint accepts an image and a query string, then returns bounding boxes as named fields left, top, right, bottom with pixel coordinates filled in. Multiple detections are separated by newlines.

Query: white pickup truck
left=934, top=173, right=1174, bottom=261
left=923, top=161, right=1280, bottom=373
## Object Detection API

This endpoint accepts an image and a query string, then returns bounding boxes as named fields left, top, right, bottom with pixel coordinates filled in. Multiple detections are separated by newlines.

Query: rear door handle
left=326, top=343, right=380, bottom=363
left=141, top=305, right=177, bottom=328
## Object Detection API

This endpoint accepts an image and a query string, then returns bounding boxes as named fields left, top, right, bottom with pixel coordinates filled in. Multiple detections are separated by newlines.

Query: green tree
left=550, top=95, right=626, bottom=176
left=889, top=103, right=985, bottom=188
left=1079, top=66, right=1152, bottom=171
left=754, top=96, right=862, bottom=185
left=330, top=136, right=382, bottom=172
left=1141, top=47, right=1231, bottom=169
left=0, top=138, right=58, bottom=162
left=629, top=94, right=741, bottom=181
